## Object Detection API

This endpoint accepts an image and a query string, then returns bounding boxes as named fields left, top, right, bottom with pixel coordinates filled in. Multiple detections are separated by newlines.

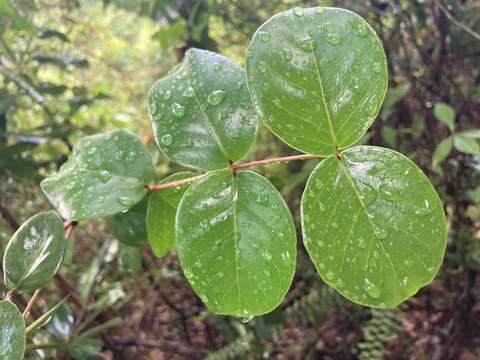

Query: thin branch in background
left=22, top=288, right=41, bottom=318
left=435, top=0, right=480, bottom=41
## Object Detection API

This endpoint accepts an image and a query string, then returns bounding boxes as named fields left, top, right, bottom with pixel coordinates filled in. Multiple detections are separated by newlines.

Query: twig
left=146, top=153, right=318, bottom=191
left=435, top=0, right=480, bottom=41
left=22, top=288, right=41, bottom=318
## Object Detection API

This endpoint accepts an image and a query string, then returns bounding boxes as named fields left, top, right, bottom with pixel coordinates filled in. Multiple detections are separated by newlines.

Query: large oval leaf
left=148, top=48, right=258, bottom=170
left=176, top=169, right=296, bottom=317
left=41, top=129, right=153, bottom=220
left=301, top=146, right=447, bottom=307
left=246, top=7, right=387, bottom=156
left=0, top=300, right=26, bottom=360
left=146, top=171, right=196, bottom=257
left=3, top=211, right=65, bottom=292
left=106, top=197, right=148, bottom=247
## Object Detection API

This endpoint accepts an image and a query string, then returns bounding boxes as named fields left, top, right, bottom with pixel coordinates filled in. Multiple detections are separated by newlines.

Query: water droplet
left=207, top=90, right=225, bottom=106
left=372, top=61, right=381, bottom=74
left=315, top=7, right=325, bottom=14
left=318, top=202, right=326, bottom=212
left=358, top=237, right=366, bottom=248
left=125, top=152, right=136, bottom=162
left=183, top=87, right=194, bottom=98
left=258, top=61, right=267, bottom=73
left=172, top=102, right=185, bottom=117
left=241, top=316, right=253, bottom=323
left=213, top=62, right=222, bottom=71
left=150, top=102, right=157, bottom=114
left=283, top=48, right=293, bottom=61
left=164, top=90, right=172, bottom=100
left=257, top=194, right=268, bottom=205
left=293, top=7, right=304, bottom=16
left=349, top=17, right=368, bottom=38
left=66, top=182, right=75, bottom=190
left=325, top=271, right=335, bottom=281
left=364, top=278, right=381, bottom=299
left=262, top=249, right=272, bottom=261
left=365, top=101, right=377, bottom=116
left=318, top=240, right=325, bottom=247
left=401, top=277, right=408, bottom=287
left=117, top=196, right=135, bottom=207
left=332, top=222, right=339, bottom=229
left=281, top=251, right=291, bottom=263
left=258, top=31, right=271, bottom=42
left=161, top=134, right=173, bottom=146
left=299, top=35, right=314, bottom=51
left=97, top=170, right=110, bottom=183
left=375, top=226, right=388, bottom=240
left=184, top=268, right=193, bottom=279
left=326, top=33, right=342, bottom=45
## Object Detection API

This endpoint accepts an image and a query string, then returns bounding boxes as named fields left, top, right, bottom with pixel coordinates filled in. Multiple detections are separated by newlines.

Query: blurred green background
left=1, top=0, right=480, bottom=359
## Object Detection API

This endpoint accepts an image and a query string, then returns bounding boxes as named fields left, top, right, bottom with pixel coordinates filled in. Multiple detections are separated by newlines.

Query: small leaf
left=0, top=300, right=26, bottom=360
left=301, top=146, right=447, bottom=307
left=146, top=171, right=196, bottom=257
left=453, top=132, right=480, bottom=155
left=41, top=129, right=153, bottom=220
left=148, top=48, right=258, bottom=170
left=381, top=126, right=397, bottom=148
left=431, top=137, right=452, bottom=169
left=47, top=303, right=74, bottom=339
left=67, top=338, right=103, bottom=360
left=26, top=297, right=68, bottom=335
left=3, top=211, right=65, bottom=292
left=177, top=170, right=296, bottom=317
left=433, top=103, right=455, bottom=131
left=119, top=244, right=142, bottom=274
left=246, top=7, right=387, bottom=156
left=106, top=197, right=148, bottom=247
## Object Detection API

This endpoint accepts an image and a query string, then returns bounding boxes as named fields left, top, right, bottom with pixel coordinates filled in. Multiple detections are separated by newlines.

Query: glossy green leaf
left=301, top=146, right=447, bottom=308
left=146, top=171, right=196, bottom=257
left=118, top=244, right=142, bottom=274
left=433, top=103, right=455, bottom=131
left=148, top=48, right=258, bottom=170
left=246, top=7, right=387, bottom=156
left=3, top=211, right=65, bottom=292
left=41, top=129, right=153, bottom=220
left=176, top=169, right=296, bottom=317
left=67, top=338, right=103, bottom=360
left=0, top=300, right=25, bottom=360
left=26, top=297, right=68, bottom=335
left=431, top=137, right=452, bottom=169
left=453, top=132, right=480, bottom=155
left=106, top=197, right=148, bottom=247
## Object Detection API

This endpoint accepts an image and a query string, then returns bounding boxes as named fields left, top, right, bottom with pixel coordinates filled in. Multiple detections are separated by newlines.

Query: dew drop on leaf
left=315, top=7, right=325, bottom=14
left=172, top=102, right=186, bottom=117
left=183, top=87, right=194, bottom=98
left=258, top=61, right=267, bottom=73
left=258, top=31, right=271, bottom=42
left=293, top=7, right=304, bottom=16
left=326, top=33, right=342, bottom=45
left=160, top=134, right=173, bottom=146
left=325, top=270, right=335, bottom=280
left=372, top=61, right=381, bottom=74
left=364, top=278, right=381, bottom=299
left=283, top=48, right=293, bottom=61
left=117, top=196, right=136, bottom=207
left=207, top=90, right=226, bottom=105
left=262, top=249, right=272, bottom=261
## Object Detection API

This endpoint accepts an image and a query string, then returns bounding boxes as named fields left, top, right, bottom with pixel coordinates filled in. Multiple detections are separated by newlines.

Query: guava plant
left=1, top=7, right=447, bottom=358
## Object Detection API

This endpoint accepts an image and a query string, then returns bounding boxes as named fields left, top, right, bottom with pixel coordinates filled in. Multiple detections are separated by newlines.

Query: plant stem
left=146, top=153, right=319, bottom=191
left=23, top=288, right=41, bottom=318
left=4, top=290, right=14, bottom=301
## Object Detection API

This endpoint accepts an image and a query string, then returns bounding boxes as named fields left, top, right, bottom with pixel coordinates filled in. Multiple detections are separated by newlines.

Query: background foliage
left=1, top=0, right=480, bottom=358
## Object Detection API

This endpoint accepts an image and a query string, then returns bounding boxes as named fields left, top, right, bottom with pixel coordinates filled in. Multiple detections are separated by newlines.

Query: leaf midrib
left=308, top=31, right=338, bottom=148
left=338, top=158, right=400, bottom=296
left=231, top=175, right=242, bottom=312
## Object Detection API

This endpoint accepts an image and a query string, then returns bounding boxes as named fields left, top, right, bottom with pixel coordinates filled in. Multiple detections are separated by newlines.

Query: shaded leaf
left=47, top=303, right=74, bottom=339
left=41, top=129, right=153, bottom=220
left=177, top=170, right=296, bottom=317
left=454, top=132, right=480, bottom=155
left=106, top=197, right=148, bottom=247
left=3, top=211, right=65, bottom=292
left=433, top=103, right=455, bottom=131
left=432, top=137, right=452, bottom=169
left=246, top=7, right=387, bottom=156
left=67, top=338, right=102, bottom=360
left=26, top=297, right=68, bottom=335
left=118, top=244, right=142, bottom=274
left=0, top=300, right=25, bottom=360
left=148, top=48, right=258, bottom=170
left=146, top=171, right=196, bottom=257
left=301, top=146, right=447, bottom=307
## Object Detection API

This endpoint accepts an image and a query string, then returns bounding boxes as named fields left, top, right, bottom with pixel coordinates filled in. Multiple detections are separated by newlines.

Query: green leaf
left=381, top=82, right=410, bottom=121
left=431, top=137, right=452, bottom=169
left=47, top=303, right=74, bottom=339
left=67, top=338, right=103, bottom=360
left=453, top=132, right=480, bottom=155
left=246, top=7, right=387, bottom=156
left=106, top=197, right=148, bottom=247
left=26, top=297, right=68, bottom=335
left=3, top=211, right=65, bottom=292
left=301, top=146, right=447, bottom=308
left=146, top=171, right=196, bottom=257
left=433, top=103, right=455, bottom=131
left=148, top=48, right=258, bottom=170
left=0, top=300, right=26, bottom=360
left=152, top=19, right=185, bottom=50
left=381, top=126, right=397, bottom=148
left=176, top=169, right=296, bottom=317
left=118, top=244, right=142, bottom=274
left=41, top=129, right=153, bottom=220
